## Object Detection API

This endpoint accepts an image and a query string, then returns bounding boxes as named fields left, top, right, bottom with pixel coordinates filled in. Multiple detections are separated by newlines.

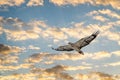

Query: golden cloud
left=0, top=0, right=120, bottom=10
left=0, top=17, right=68, bottom=41
left=0, top=55, right=18, bottom=65
left=0, top=44, right=21, bottom=55
left=1, top=16, right=119, bottom=46
left=25, top=52, right=49, bottom=63
left=27, top=0, right=43, bottom=6
left=4, top=29, right=40, bottom=41
left=28, top=45, right=40, bottom=50
left=105, top=61, right=120, bottom=67
left=92, top=51, right=111, bottom=60
left=50, top=0, right=89, bottom=6
left=0, top=63, right=120, bottom=80
left=31, top=65, right=120, bottom=80
left=0, top=73, right=38, bottom=80
left=63, top=65, right=92, bottom=71
left=112, top=51, right=120, bottom=56
left=44, top=27, right=68, bottom=40
left=0, top=0, right=25, bottom=6
left=87, top=9, right=120, bottom=19
left=0, top=71, right=119, bottom=80
left=25, top=51, right=112, bottom=67
left=50, top=0, right=120, bottom=10
left=101, top=31, right=120, bottom=45
left=93, top=15, right=108, bottom=22
left=75, top=72, right=115, bottom=80
left=0, top=63, right=33, bottom=71
left=0, top=0, right=43, bottom=7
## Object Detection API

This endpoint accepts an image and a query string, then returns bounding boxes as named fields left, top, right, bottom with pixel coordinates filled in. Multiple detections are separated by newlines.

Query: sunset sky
left=0, top=0, right=120, bottom=80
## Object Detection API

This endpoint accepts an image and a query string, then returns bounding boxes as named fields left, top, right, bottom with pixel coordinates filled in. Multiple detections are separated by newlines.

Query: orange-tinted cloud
left=0, top=63, right=120, bottom=80
left=27, top=0, right=43, bottom=6
left=105, top=61, right=120, bottom=67
left=0, top=0, right=43, bottom=7
left=0, top=63, right=33, bottom=71
left=25, top=52, right=49, bottom=63
left=93, top=15, right=108, bottom=22
left=0, top=0, right=25, bottom=6
left=0, top=44, right=21, bottom=55
left=112, top=51, right=120, bottom=56
left=0, top=0, right=120, bottom=10
left=50, top=0, right=120, bottom=10
left=87, top=9, right=120, bottom=19
left=0, top=55, right=18, bottom=65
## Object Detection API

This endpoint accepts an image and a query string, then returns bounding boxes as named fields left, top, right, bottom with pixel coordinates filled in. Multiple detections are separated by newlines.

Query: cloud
left=63, top=65, right=92, bottom=71
left=0, top=0, right=119, bottom=11
left=31, top=65, right=120, bottom=80
left=61, top=22, right=99, bottom=39
left=43, top=27, right=68, bottom=40
left=0, top=0, right=120, bottom=10
left=45, top=64, right=92, bottom=71
left=44, top=61, right=54, bottom=65
left=0, top=71, right=120, bottom=80
left=0, top=17, right=42, bottom=40
left=112, top=51, right=120, bottom=56
left=92, top=51, right=111, bottom=60
left=47, top=53, right=91, bottom=61
left=28, top=45, right=40, bottom=50
left=61, top=20, right=119, bottom=42
left=31, top=65, right=74, bottom=80
left=105, top=61, right=120, bottom=67
left=44, top=65, right=74, bottom=80
left=0, top=16, right=25, bottom=27
left=25, top=51, right=112, bottom=65
left=0, top=63, right=33, bottom=71
left=50, top=0, right=120, bottom=10
left=27, top=0, right=44, bottom=6
left=94, top=0, right=120, bottom=10
left=25, top=52, right=49, bottom=63
left=0, top=61, right=120, bottom=80
left=0, top=17, right=68, bottom=41
left=1, top=16, right=119, bottom=45
left=101, top=31, right=120, bottom=45
left=0, top=0, right=44, bottom=7
left=75, top=72, right=115, bottom=80
left=0, top=44, right=23, bottom=65
left=0, top=0, right=25, bottom=6
left=0, top=73, right=38, bottom=80
left=0, top=44, right=21, bottom=55
left=87, top=9, right=120, bottom=20
left=93, top=15, right=108, bottom=22
left=49, top=0, right=89, bottom=6
left=4, top=29, right=40, bottom=41
left=0, top=55, right=18, bottom=65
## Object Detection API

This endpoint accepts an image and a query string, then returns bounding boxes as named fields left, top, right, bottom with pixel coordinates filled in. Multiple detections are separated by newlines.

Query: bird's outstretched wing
left=74, top=31, right=100, bottom=48
left=52, top=44, right=73, bottom=51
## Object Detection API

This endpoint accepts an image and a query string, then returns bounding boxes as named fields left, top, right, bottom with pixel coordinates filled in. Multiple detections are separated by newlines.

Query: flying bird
left=52, top=31, right=99, bottom=55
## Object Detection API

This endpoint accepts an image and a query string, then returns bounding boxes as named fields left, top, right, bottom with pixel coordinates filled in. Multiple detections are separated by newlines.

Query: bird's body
left=52, top=31, right=99, bottom=55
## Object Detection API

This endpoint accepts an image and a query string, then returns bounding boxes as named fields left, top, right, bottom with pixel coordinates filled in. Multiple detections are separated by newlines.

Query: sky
left=0, top=0, right=120, bottom=80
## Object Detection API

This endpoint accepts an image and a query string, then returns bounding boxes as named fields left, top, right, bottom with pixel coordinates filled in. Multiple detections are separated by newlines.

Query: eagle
left=52, top=31, right=99, bottom=55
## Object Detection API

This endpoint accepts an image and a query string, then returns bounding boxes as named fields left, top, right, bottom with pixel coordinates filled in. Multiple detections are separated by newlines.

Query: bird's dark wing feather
left=52, top=44, right=73, bottom=51
left=74, top=31, right=99, bottom=48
